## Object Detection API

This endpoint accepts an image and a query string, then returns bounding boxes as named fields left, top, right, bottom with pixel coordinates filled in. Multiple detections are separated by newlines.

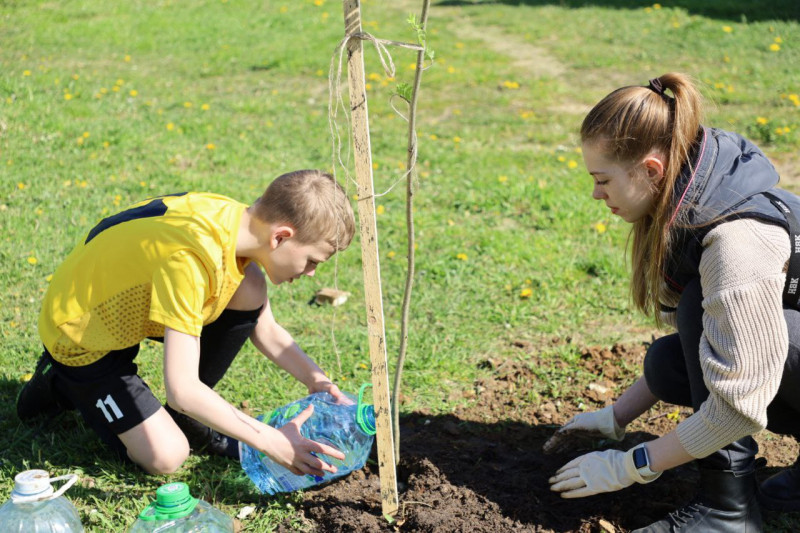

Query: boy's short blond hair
left=252, top=170, right=355, bottom=251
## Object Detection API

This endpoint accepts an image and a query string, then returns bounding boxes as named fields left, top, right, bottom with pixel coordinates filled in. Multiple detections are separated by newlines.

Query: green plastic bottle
left=128, top=482, right=233, bottom=532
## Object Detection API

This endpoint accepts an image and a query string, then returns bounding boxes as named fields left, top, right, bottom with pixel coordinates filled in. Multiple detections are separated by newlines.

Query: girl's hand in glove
left=549, top=446, right=661, bottom=498
left=543, top=405, right=625, bottom=454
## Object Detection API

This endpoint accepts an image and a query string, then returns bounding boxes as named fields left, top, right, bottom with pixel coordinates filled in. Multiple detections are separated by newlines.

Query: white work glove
left=549, top=447, right=661, bottom=498
left=542, top=405, right=625, bottom=454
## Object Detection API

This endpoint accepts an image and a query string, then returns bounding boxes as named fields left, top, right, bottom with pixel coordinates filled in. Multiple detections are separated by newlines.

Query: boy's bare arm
left=249, top=298, right=348, bottom=402
left=162, top=327, right=344, bottom=474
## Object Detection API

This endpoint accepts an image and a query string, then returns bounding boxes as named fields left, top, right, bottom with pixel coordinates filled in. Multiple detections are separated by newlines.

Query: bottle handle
left=357, top=383, right=377, bottom=436
left=12, top=474, right=79, bottom=504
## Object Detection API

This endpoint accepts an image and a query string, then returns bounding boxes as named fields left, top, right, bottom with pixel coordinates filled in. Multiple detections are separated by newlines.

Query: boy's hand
left=272, top=404, right=346, bottom=477
left=309, top=380, right=353, bottom=405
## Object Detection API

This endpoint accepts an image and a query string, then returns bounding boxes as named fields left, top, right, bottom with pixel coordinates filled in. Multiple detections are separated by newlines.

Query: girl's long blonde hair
left=581, top=73, right=703, bottom=322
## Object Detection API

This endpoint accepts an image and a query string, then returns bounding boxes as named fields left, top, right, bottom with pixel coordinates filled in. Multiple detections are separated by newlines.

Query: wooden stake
left=341, top=0, right=399, bottom=518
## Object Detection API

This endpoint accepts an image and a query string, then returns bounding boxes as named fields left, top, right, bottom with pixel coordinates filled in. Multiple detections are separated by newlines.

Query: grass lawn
left=1, top=0, right=798, bottom=530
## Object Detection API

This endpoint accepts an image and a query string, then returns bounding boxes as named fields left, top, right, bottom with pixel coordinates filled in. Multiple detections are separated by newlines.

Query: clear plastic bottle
left=0, top=470, right=84, bottom=532
left=128, top=482, right=233, bottom=532
left=239, top=383, right=376, bottom=494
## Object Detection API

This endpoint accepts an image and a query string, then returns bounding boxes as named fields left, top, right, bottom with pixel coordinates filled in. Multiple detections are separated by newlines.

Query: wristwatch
left=631, top=443, right=660, bottom=478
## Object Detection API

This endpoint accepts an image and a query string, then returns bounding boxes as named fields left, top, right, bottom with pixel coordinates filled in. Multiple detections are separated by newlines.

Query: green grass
left=1, top=0, right=798, bottom=530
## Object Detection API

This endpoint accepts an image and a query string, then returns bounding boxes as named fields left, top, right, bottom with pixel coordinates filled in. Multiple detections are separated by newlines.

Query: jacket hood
left=672, top=127, right=780, bottom=227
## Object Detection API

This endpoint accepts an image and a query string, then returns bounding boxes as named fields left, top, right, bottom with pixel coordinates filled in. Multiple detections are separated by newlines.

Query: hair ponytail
left=581, top=73, right=703, bottom=323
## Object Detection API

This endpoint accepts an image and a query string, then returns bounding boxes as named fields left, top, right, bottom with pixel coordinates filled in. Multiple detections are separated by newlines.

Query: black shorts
left=44, top=307, right=261, bottom=457
left=48, top=345, right=162, bottom=439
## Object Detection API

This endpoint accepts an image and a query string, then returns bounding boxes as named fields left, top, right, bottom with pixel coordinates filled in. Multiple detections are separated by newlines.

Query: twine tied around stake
left=325, top=29, right=427, bottom=373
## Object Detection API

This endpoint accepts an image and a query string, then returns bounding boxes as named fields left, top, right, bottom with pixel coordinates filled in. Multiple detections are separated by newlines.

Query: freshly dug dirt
left=281, top=342, right=800, bottom=532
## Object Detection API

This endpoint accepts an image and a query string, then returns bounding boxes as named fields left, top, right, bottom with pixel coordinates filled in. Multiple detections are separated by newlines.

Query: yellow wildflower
left=722, top=26, right=732, bottom=33
left=770, top=43, right=780, bottom=52
left=456, top=253, right=468, bottom=261
left=594, top=222, right=607, bottom=234
left=376, top=205, right=385, bottom=215
left=27, top=256, right=38, bottom=265
left=519, top=288, right=533, bottom=298
left=756, top=117, right=769, bottom=125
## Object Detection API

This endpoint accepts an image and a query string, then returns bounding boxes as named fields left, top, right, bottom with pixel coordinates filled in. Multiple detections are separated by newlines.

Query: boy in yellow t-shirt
left=17, top=169, right=356, bottom=476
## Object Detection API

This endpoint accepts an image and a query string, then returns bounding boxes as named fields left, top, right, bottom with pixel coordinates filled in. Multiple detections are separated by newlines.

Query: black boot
left=164, top=405, right=240, bottom=459
left=632, top=468, right=762, bottom=532
left=759, top=461, right=800, bottom=512
left=16, top=352, right=73, bottom=421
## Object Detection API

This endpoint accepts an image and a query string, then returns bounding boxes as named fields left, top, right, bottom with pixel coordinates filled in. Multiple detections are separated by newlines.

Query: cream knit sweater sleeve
left=675, top=217, right=790, bottom=459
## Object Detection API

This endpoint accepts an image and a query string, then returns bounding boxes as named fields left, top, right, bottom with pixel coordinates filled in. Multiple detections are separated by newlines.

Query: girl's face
left=582, top=141, right=662, bottom=223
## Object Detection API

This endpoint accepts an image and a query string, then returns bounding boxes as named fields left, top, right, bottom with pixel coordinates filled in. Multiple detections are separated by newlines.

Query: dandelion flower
left=166, top=122, right=175, bottom=131
left=27, top=256, right=38, bottom=265
left=129, top=89, right=138, bottom=97
left=17, top=182, right=25, bottom=189
left=201, top=103, right=210, bottom=111
left=722, top=26, right=733, bottom=33
left=453, top=136, right=462, bottom=143
left=594, top=222, right=607, bottom=233
left=756, top=117, right=769, bottom=125
left=770, top=43, right=780, bottom=52
left=519, top=288, right=533, bottom=298
left=456, top=253, right=468, bottom=261
left=502, top=80, right=520, bottom=89
left=23, top=70, right=31, bottom=76
left=205, top=143, right=216, bottom=150
left=567, top=160, right=578, bottom=169
left=498, top=175, right=508, bottom=183
left=376, top=205, right=385, bottom=215
left=387, top=251, right=396, bottom=259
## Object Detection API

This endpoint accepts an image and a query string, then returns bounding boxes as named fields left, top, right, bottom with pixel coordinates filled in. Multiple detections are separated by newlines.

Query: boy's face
left=264, top=233, right=335, bottom=285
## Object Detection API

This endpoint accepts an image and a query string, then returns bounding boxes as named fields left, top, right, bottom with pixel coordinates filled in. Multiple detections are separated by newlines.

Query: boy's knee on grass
left=128, top=436, right=191, bottom=475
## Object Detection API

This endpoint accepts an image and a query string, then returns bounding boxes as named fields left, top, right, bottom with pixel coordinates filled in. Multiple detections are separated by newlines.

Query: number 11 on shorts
left=96, top=394, right=124, bottom=422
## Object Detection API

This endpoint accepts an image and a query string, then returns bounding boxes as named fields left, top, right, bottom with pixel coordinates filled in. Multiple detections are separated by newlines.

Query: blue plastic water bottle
left=0, top=470, right=84, bottom=532
left=128, top=482, right=233, bottom=532
left=239, top=383, right=376, bottom=495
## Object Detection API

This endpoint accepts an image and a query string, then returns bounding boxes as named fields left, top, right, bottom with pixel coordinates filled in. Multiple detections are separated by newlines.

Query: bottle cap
left=356, top=383, right=377, bottom=436
left=10, top=470, right=79, bottom=504
left=12, top=470, right=54, bottom=499
left=138, top=482, right=199, bottom=521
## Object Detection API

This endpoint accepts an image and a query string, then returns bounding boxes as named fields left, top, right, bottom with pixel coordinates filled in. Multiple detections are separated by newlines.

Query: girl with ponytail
left=544, top=73, right=800, bottom=532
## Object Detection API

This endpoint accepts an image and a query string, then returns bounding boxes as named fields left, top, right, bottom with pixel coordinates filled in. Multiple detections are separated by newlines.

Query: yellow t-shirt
left=39, top=192, right=250, bottom=366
